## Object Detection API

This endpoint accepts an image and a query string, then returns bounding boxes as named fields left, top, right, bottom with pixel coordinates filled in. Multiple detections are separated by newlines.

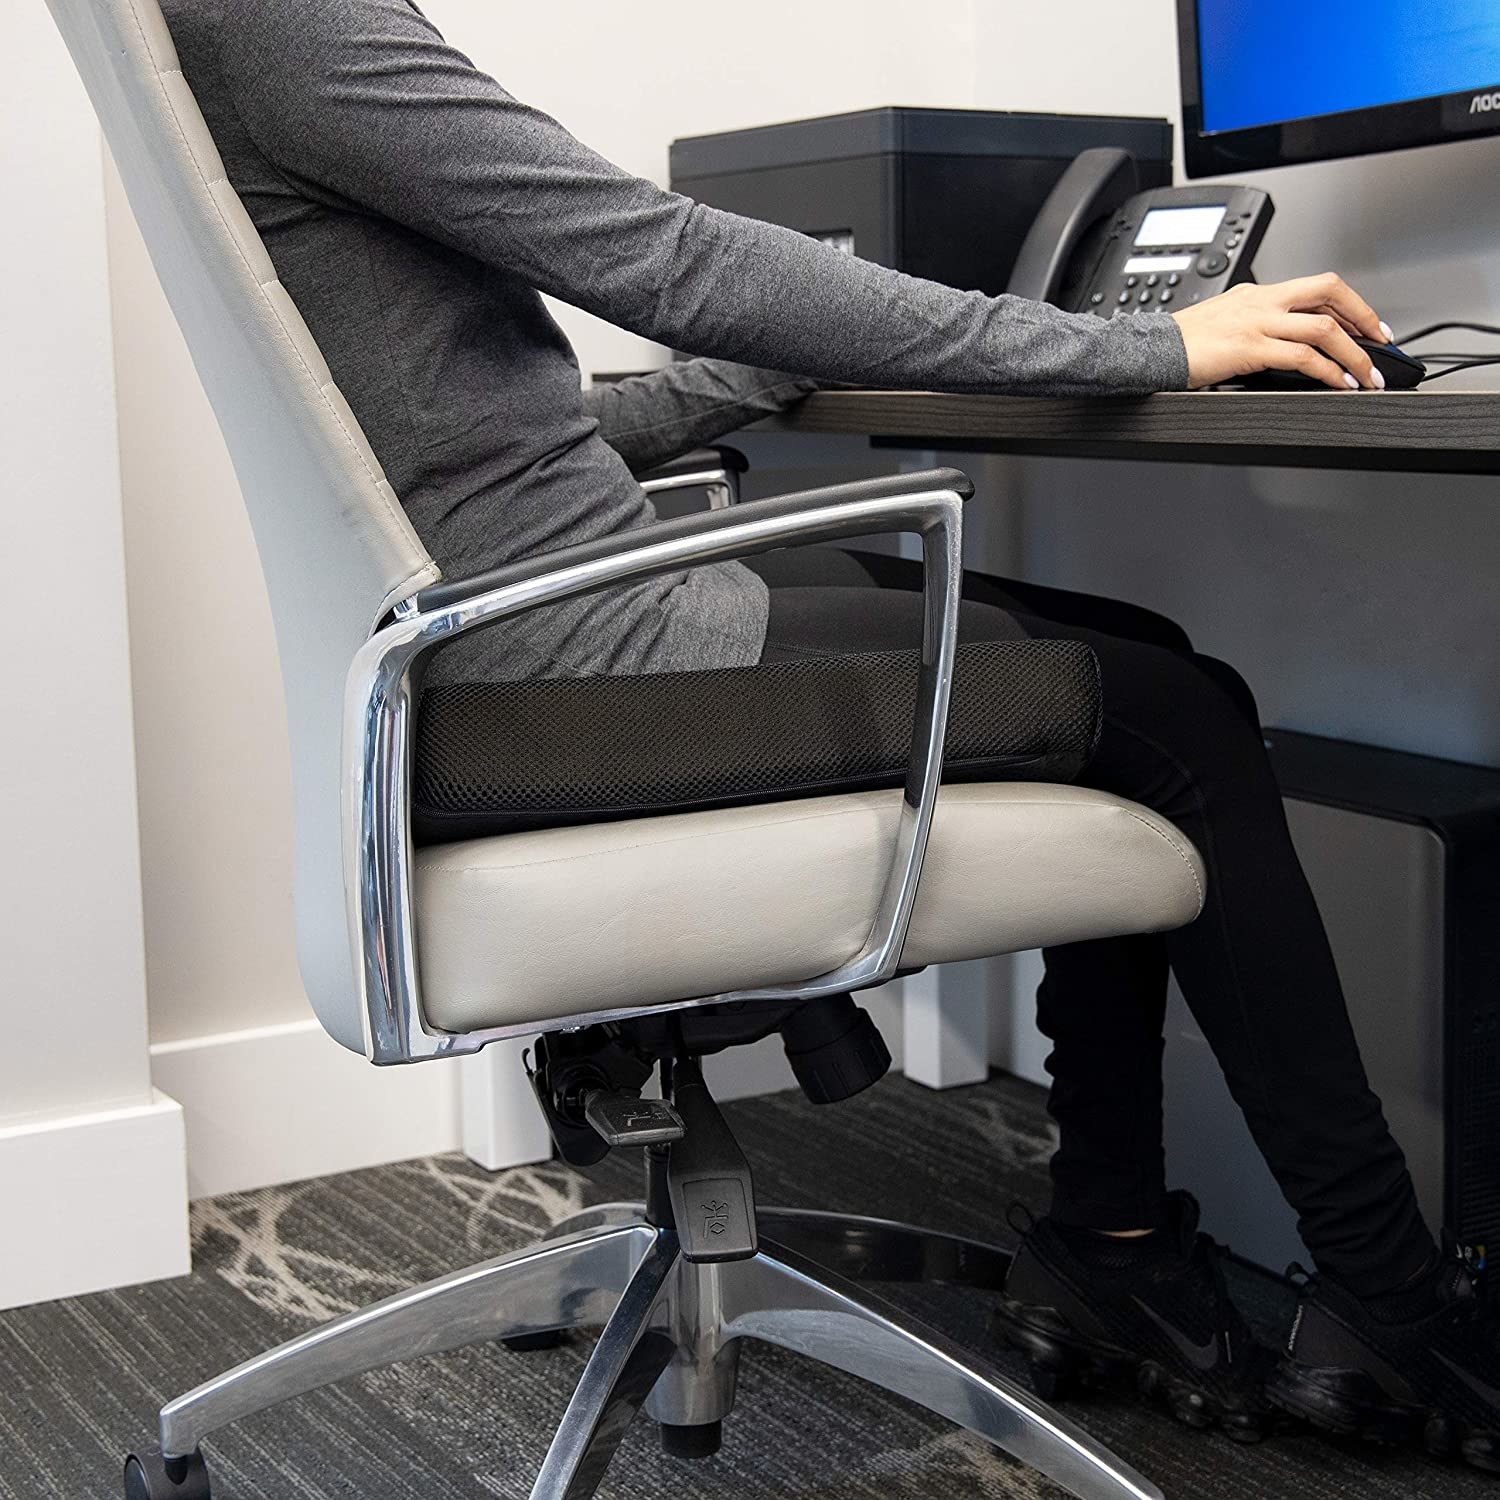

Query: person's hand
left=1170, top=273, right=1395, bottom=390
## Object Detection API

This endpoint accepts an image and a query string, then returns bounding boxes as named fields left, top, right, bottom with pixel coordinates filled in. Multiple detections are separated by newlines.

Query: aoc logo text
left=1472, top=91, right=1500, bottom=114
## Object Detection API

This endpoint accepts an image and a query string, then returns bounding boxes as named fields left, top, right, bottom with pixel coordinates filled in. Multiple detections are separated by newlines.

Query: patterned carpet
left=0, top=1071, right=1486, bottom=1500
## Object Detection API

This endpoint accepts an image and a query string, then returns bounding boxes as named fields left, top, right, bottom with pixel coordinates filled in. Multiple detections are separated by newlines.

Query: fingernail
left=1344, top=371, right=1359, bottom=389
left=1371, top=367, right=1386, bottom=390
left=1379, top=321, right=1394, bottom=344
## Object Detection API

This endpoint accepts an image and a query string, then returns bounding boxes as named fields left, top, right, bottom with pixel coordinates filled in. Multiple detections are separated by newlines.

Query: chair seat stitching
left=1116, top=809, right=1205, bottom=907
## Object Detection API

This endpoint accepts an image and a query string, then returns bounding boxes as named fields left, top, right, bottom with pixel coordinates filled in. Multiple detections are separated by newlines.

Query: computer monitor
left=1179, top=1, right=1500, bottom=177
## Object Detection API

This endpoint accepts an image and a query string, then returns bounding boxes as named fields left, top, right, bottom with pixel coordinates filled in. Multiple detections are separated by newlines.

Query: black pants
left=749, top=547, right=1435, bottom=1298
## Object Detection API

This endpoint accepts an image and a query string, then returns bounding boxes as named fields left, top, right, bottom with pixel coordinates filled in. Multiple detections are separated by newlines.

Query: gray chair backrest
left=48, top=0, right=442, bottom=1051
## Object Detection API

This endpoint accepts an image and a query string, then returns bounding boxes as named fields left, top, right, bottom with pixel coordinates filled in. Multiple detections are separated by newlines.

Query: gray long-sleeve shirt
left=162, top=0, right=1189, bottom=681
left=581, top=361, right=823, bottom=477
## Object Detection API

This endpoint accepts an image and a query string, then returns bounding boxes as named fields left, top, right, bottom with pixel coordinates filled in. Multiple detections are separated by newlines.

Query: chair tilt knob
left=779, top=995, right=892, bottom=1105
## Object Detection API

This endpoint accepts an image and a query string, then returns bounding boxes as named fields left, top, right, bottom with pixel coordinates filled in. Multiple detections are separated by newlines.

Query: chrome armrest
left=636, top=446, right=748, bottom=510
left=345, top=468, right=973, bottom=1064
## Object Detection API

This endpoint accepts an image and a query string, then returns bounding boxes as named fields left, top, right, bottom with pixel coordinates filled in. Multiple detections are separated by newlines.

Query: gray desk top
left=769, top=387, right=1500, bottom=474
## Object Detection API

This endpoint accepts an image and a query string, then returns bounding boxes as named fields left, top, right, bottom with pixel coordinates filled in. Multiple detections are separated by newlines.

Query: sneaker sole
left=994, top=1298, right=1268, bottom=1444
left=1269, top=1359, right=1500, bottom=1474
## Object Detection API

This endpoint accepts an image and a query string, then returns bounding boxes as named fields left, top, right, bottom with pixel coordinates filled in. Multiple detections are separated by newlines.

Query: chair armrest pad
left=412, top=468, right=974, bottom=614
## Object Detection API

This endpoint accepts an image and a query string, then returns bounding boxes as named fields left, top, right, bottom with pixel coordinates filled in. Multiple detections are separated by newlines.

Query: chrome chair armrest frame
left=637, top=445, right=746, bottom=510
left=638, top=466, right=738, bottom=509
left=344, top=476, right=968, bottom=1064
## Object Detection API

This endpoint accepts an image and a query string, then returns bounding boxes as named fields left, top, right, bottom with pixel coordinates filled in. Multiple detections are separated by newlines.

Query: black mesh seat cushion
left=412, top=639, right=1102, bottom=846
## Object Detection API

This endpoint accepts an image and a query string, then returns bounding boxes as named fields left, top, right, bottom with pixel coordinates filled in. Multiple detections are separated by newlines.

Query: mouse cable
left=1395, top=321, right=1500, bottom=345
left=1415, top=357, right=1500, bottom=383
left=1398, top=350, right=1500, bottom=362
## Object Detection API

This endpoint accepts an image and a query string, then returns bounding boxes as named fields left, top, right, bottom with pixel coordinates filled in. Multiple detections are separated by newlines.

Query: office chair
left=48, top=3, right=1207, bottom=1496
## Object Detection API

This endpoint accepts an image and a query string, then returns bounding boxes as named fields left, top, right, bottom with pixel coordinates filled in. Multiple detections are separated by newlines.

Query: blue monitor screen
left=1196, top=1, right=1500, bottom=135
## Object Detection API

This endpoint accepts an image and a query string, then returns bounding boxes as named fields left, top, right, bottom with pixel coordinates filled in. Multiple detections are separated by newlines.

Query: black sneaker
left=993, top=1190, right=1273, bottom=1443
left=1270, top=1245, right=1500, bottom=1473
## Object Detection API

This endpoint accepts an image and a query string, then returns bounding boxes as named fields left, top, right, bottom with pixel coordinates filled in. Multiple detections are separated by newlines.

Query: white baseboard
left=901, top=964, right=991, bottom=1091
left=0, top=1090, right=189, bottom=1312
left=151, top=1019, right=462, bottom=1200
left=989, top=950, right=1051, bottom=1088
left=460, top=1039, right=554, bottom=1172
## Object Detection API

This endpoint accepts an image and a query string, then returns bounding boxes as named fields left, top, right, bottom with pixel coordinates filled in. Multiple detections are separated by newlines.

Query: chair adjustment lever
left=666, top=1059, right=758, bottom=1263
left=583, top=1089, right=686, bottom=1148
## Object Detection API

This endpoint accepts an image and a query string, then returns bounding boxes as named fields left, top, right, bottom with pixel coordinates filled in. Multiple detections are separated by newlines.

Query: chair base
left=125, top=1203, right=1163, bottom=1500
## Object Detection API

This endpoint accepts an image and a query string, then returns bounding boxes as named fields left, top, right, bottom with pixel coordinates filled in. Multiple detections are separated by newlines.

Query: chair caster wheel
left=502, top=1329, right=569, bottom=1352
left=123, top=1448, right=212, bottom=1500
left=660, top=1420, right=722, bottom=1460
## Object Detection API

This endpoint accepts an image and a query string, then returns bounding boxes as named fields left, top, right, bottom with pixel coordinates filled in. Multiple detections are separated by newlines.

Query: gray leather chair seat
left=415, top=783, right=1206, bottom=1031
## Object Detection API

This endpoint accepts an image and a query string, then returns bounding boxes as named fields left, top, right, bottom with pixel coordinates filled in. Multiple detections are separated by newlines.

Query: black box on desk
left=669, top=107, right=1173, bottom=297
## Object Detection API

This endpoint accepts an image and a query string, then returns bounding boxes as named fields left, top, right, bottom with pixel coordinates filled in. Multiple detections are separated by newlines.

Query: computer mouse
left=1229, top=338, right=1427, bottom=391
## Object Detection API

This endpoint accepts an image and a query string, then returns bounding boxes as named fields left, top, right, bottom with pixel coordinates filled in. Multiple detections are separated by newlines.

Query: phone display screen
left=1134, top=206, right=1226, bottom=247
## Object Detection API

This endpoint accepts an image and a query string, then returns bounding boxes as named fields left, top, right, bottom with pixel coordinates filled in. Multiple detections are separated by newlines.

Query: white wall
left=4, top=12, right=144, bottom=1127
left=0, top=4, right=187, bottom=1310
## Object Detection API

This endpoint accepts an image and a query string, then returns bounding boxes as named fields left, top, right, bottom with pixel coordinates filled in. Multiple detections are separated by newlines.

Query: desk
left=770, top=388, right=1500, bottom=474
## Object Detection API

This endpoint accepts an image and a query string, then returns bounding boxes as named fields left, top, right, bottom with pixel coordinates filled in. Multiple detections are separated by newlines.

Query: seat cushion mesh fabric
left=412, top=639, right=1101, bottom=844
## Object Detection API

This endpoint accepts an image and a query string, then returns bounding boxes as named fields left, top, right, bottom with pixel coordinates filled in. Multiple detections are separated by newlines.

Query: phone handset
left=1009, top=151, right=1274, bottom=316
left=1007, top=148, right=1142, bottom=306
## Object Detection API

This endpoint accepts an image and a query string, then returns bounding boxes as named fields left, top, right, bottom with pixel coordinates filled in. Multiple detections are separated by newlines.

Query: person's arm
left=218, top=0, right=1187, bottom=398
left=583, top=360, right=820, bottom=473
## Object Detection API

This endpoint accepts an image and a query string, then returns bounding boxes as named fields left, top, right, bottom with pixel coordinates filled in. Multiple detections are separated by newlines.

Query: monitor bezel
left=1178, top=0, right=1500, bottom=178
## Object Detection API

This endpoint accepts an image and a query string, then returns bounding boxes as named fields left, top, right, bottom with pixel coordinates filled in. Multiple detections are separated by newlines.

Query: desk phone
left=1008, top=147, right=1273, bottom=316
left=1077, top=185, right=1273, bottom=316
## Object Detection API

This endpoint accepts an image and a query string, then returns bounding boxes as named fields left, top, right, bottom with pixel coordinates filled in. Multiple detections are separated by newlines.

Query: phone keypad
left=1090, top=192, right=1266, bottom=317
